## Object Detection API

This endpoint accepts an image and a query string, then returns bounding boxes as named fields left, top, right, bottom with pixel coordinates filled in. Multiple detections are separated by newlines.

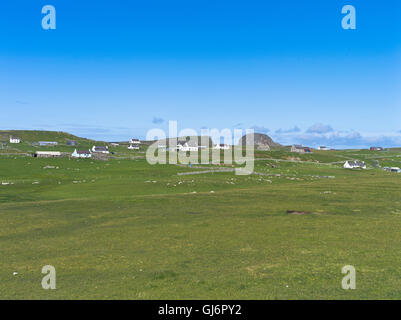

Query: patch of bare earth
left=286, top=210, right=327, bottom=215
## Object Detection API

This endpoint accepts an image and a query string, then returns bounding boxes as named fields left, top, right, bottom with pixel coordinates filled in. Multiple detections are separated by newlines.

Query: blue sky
left=0, top=0, right=400, bottom=147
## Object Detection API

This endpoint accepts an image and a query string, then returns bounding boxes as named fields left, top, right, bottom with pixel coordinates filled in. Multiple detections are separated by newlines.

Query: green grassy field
left=1, top=139, right=401, bottom=299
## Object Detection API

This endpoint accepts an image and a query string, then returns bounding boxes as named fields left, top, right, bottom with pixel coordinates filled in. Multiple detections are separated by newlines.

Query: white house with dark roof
left=129, top=138, right=141, bottom=145
left=128, top=144, right=139, bottom=150
left=291, top=145, right=311, bottom=153
left=128, top=138, right=140, bottom=150
left=344, top=160, right=366, bottom=169
left=71, top=149, right=92, bottom=158
left=91, top=146, right=109, bottom=154
left=9, top=136, right=20, bottom=144
left=176, top=141, right=198, bottom=152
left=213, top=144, right=230, bottom=150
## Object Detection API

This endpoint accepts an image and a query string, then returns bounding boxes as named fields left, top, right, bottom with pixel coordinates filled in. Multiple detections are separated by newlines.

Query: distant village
left=5, top=135, right=401, bottom=173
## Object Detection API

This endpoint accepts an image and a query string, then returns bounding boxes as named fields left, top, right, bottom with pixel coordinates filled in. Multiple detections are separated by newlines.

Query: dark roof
left=93, top=146, right=108, bottom=151
left=76, top=150, right=91, bottom=154
left=347, top=161, right=365, bottom=166
left=177, top=140, right=198, bottom=147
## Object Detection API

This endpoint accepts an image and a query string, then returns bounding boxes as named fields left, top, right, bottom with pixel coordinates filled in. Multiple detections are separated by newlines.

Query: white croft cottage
left=71, top=149, right=92, bottom=158
left=176, top=141, right=198, bottom=152
left=213, top=144, right=230, bottom=150
left=9, top=136, right=20, bottom=144
left=344, top=160, right=366, bottom=169
left=91, top=146, right=109, bottom=154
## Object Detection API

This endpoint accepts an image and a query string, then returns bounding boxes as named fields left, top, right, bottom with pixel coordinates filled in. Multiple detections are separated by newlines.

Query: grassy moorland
left=0, top=141, right=401, bottom=299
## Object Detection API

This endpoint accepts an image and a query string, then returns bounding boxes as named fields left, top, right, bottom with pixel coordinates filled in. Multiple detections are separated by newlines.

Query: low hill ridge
left=0, top=130, right=99, bottom=144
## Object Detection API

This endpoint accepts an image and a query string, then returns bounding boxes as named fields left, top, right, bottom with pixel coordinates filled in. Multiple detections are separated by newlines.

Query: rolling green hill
left=0, top=130, right=112, bottom=154
left=0, top=130, right=97, bottom=144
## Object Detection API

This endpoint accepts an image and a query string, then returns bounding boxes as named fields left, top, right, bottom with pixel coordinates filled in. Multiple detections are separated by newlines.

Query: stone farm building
left=34, top=151, right=62, bottom=158
left=291, top=145, right=312, bottom=153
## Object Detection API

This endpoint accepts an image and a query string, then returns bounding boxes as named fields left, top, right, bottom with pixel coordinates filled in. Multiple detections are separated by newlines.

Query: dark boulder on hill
left=238, top=133, right=281, bottom=150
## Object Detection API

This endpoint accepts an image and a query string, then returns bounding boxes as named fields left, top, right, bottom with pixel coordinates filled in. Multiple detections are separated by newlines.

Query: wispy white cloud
left=306, top=123, right=334, bottom=134
left=15, top=100, right=29, bottom=105
left=274, top=131, right=401, bottom=148
left=273, top=125, right=401, bottom=149
left=275, top=126, right=301, bottom=134
left=233, top=123, right=244, bottom=128
left=152, top=117, right=164, bottom=124
left=250, top=125, right=270, bottom=133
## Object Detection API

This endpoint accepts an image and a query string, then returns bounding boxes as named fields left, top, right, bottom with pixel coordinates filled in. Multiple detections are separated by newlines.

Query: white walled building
left=91, top=146, right=109, bottom=154
left=213, top=144, right=231, bottom=150
left=9, top=136, right=20, bottom=144
left=176, top=141, right=198, bottom=152
left=128, top=138, right=140, bottom=150
left=344, top=160, right=366, bottom=169
left=71, top=149, right=92, bottom=158
left=128, top=144, right=139, bottom=150
left=129, top=138, right=141, bottom=145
